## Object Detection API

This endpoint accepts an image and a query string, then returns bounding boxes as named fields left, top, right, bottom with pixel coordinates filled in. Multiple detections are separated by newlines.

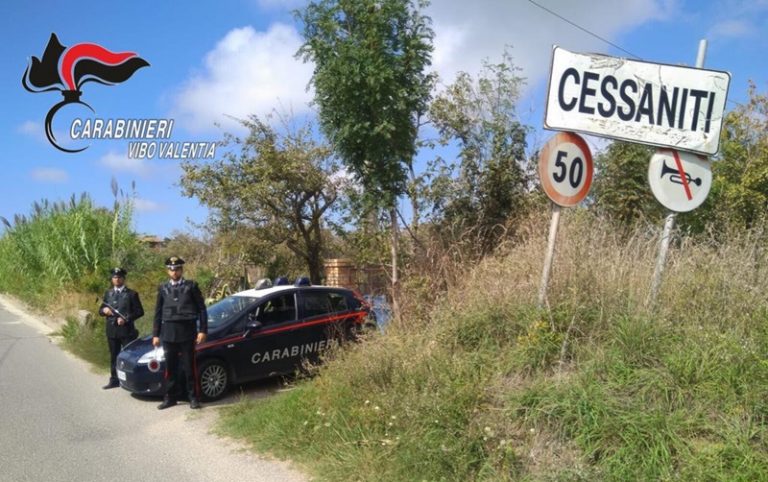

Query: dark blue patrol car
left=116, top=279, right=371, bottom=401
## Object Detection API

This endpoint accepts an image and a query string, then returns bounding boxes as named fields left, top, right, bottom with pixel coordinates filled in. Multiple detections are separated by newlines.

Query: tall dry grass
left=219, top=210, right=768, bottom=481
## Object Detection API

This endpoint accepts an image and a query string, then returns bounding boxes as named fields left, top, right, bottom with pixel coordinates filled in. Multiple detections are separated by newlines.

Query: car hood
left=120, top=335, right=154, bottom=359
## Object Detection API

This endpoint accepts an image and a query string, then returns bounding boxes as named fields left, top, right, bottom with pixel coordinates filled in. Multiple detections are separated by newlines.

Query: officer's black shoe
left=189, top=399, right=201, bottom=410
left=102, top=380, right=120, bottom=390
left=157, top=398, right=177, bottom=410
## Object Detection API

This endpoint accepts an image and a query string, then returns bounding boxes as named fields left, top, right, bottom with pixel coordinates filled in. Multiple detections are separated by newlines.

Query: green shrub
left=217, top=213, right=768, bottom=481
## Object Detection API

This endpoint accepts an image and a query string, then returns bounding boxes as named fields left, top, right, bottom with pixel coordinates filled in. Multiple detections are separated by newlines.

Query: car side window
left=302, top=291, right=333, bottom=318
left=328, top=292, right=348, bottom=312
left=257, top=293, right=296, bottom=325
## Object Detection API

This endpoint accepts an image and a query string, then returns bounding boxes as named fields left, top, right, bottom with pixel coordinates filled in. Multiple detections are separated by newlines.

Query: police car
left=116, top=278, right=372, bottom=401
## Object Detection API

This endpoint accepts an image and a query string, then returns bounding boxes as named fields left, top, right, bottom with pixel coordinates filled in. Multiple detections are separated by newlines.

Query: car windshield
left=205, top=295, right=259, bottom=329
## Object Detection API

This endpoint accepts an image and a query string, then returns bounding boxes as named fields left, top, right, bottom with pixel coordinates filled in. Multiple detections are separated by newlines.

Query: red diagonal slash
left=671, top=150, right=693, bottom=200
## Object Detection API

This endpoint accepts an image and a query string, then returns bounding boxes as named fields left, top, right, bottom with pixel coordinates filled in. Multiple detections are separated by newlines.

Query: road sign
left=544, top=46, right=731, bottom=156
left=648, top=148, right=711, bottom=212
left=539, top=132, right=594, bottom=207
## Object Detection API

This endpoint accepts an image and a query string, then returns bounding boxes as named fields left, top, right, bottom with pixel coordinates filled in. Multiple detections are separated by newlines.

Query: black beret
left=110, top=267, right=127, bottom=277
left=164, top=256, right=185, bottom=268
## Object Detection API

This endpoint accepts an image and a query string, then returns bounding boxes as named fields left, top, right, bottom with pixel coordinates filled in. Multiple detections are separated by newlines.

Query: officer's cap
left=165, top=256, right=185, bottom=269
left=110, top=267, right=127, bottom=277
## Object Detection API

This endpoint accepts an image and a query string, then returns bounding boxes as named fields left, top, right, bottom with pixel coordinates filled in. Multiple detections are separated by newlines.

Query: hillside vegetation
left=218, top=212, right=768, bottom=481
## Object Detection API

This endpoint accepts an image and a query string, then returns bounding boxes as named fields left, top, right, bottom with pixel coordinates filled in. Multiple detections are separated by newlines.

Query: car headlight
left=138, top=347, right=165, bottom=364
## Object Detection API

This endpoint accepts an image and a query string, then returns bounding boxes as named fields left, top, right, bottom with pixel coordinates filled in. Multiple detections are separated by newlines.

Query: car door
left=228, top=291, right=307, bottom=380
left=295, top=289, right=354, bottom=365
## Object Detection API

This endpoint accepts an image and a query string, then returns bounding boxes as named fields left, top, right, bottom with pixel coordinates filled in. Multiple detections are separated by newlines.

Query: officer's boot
left=157, top=396, right=177, bottom=410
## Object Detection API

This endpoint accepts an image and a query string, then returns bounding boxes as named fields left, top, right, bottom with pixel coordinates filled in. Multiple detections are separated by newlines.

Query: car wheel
left=198, top=359, right=229, bottom=401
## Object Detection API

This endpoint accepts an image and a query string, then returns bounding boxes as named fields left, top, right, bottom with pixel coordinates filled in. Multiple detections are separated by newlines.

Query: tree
left=426, top=53, right=530, bottom=253
left=297, top=0, right=435, bottom=313
left=180, top=117, right=342, bottom=284
left=591, top=141, right=663, bottom=226
left=688, top=82, right=768, bottom=232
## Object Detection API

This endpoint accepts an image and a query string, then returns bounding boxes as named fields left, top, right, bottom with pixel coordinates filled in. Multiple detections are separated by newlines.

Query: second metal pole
left=647, top=39, right=708, bottom=308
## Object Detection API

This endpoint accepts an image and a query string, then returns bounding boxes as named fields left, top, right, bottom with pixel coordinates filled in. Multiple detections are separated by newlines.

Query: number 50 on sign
left=537, top=132, right=593, bottom=306
left=538, top=132, right=594, bottom=207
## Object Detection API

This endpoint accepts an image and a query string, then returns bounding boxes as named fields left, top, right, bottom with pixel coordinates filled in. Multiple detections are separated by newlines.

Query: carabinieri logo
left=22, top=33, right=149, bottom=153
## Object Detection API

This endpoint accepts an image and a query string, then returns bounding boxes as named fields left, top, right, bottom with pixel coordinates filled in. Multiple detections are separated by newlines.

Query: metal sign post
left=538, top=204, right=562, bottom=307
left=537, top=132, right=593, bottom=307
left=648, top=39, right=709, bottom=308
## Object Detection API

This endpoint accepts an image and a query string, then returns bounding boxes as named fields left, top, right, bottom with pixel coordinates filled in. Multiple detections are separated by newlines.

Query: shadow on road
left=128, top=376, right=297, bottom=408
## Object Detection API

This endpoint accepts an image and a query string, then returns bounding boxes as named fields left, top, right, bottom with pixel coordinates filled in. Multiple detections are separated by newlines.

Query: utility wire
left=526, top=0, right=745, bottom=108
left=526, top=0, right=642, bottom=59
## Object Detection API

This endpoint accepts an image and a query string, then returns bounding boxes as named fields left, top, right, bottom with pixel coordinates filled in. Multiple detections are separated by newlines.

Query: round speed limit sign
left=538, top=132, right=594, bottom=207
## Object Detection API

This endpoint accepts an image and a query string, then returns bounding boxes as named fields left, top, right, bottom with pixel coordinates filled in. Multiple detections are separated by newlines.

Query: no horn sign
left=544, top=46, right=731, bottom=156
left=648, top=149, right=712, bottom=212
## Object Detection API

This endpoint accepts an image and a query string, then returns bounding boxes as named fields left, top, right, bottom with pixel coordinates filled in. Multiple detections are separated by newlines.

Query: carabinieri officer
left=153, top=256, right=208, bottom=410
left=99, top=267, right=144, bottom=389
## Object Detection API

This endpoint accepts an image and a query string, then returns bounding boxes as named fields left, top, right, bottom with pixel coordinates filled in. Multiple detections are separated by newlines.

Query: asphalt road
left=0, top=297, right=307, bottom=482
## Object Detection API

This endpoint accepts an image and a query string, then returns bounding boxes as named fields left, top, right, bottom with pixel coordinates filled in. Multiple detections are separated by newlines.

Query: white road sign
left=539, top=132, right=593, bottom=207
left=545, top=46, right=731, bottom=156
left=648, top=148, right=712, bottom=212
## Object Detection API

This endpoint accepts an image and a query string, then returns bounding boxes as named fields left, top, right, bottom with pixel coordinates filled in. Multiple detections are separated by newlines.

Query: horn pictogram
left=661, top=160, right=702, bottom=186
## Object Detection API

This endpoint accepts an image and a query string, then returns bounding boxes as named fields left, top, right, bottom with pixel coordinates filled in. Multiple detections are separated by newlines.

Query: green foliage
left=426, top=51, right=531, bottom=252
left=688, top=82, right=768, bottom=232
left=180, top=116, right=341, bottom=284
left=58, top=316, right=111, bottom=371
left=298, top=0, right=435, bottom=206
left=217, top=214, right=768, bottom=481
left=0, top=191, right=142, bottom=305
left=591, top=141, right=662, bottom=226
left=593, top=83, right=768, bottom=235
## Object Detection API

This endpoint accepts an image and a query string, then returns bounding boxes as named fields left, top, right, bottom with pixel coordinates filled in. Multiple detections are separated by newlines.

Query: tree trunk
left=390, top=205, right=400, bottom=320
left=408, top=163, right=419, bottom=235
left=308, top=253, right=323, bottom=286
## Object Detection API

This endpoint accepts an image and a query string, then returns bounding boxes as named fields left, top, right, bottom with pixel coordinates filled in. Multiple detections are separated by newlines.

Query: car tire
left=198, top=359, right=229, bottom=402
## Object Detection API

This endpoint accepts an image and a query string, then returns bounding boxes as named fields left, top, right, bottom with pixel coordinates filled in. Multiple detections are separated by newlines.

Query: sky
left=1, top=0, right=766, bottom=237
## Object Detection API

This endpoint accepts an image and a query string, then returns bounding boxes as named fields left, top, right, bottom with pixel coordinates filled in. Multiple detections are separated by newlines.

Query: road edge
left=0, top=293, right=57, bottom=336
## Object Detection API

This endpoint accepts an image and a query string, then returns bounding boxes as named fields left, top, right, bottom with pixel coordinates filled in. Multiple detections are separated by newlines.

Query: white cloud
left=427, top=0, right=677, bottom=87
left=99, top=151, right=152, bottom=176
left=17, top=119, right=77, bottom=148
left=18, top=120, right=40, bottom=136
left=709, top=19, right=755, bottom=39
left=133, top=197, right=164, bottom=212
left=171, top=24, right=314, bottom=133
left=30, top=168, right=69, bottom=183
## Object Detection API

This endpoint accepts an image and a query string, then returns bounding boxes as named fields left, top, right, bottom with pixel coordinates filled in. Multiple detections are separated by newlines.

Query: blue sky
left=1, top=0, right=766, bottom=237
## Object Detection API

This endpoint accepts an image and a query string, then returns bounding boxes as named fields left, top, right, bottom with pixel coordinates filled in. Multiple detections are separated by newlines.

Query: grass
left=216, top=212, right=768, bottom=481
left=0, top=192, right=165, bottom=368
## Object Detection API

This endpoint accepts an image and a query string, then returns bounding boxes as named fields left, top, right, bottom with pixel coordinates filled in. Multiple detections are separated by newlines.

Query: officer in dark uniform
left=99, top=267, right=144, bottom=389
left=153, top=256, right=208, bottom=410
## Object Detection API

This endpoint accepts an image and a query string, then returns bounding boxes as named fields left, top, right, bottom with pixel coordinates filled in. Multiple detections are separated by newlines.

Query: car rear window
left=302, top=291, right=352, bottom=317
left=259, top=293, right=296, bottom=325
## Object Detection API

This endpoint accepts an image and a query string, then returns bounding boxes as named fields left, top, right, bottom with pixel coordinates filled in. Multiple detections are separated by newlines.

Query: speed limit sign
left=538, top=132, right=594, bottom=207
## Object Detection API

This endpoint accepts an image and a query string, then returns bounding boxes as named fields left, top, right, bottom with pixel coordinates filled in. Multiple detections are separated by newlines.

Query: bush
left=0, top=193, right=144, bottom=306
left=217, top=212, right=768, bottom=481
